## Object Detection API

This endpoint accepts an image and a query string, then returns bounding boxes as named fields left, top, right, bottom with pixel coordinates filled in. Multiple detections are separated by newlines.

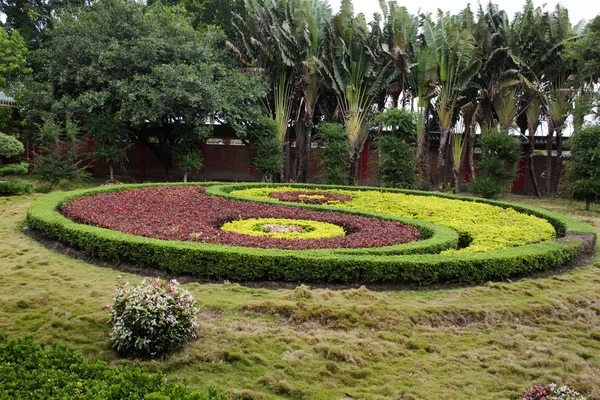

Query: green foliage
left=33, top=153, right=90, bottom=185
left=374, top=109, right=417, bottom=189
left=564, top=15, right=600, bottom=84
left=0, top=28, right=31, bottom=89
left=0, top=334, right=229, bottom=399
left=109, top=278, right=199, bottom=358
left=563, top=125, right=600, bottom=210
left=235, top=185, right=556, bottom=253
left=176, top=150, right=203, bottom=173
left=86, top=113, right=130, bottom=165
left=0, top=162, right=28, bottom=176
left=26, top=183, right=594, bottom=285
left=221, top=218, right=346, bottom=239
left=468, top=176, right=501, bottom=199
left=32, top=117, right=90, bottom=185
left=470, top=129, right=520, bottom=198
left=0, top=180, right=33, bottom=196
left=314, top=122, right=350, bottom=185
left=0, top=132, right=23, bottom=159
left=247, top=116, right=282, bottom=179
left=23, top=0, right=267, bottom=177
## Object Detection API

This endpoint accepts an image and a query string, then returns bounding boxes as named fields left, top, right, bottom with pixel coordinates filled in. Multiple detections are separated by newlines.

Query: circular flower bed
left=61, top=186, right=421, bottom=250
left=269, top=190, right=352, bottom=205
left=221, top=218, right=346, bottom=239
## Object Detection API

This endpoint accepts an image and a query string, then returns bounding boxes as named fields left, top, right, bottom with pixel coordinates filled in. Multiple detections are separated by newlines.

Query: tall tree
left=21, top=0, right=267, bottom=180
left=321, top=0, right=393, bottom=184
left=422, top=12, right=482, bottom=188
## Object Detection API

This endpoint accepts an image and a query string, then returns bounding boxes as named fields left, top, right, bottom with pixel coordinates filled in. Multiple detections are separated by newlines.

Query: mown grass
left=1, top=191, right=600, bottom=399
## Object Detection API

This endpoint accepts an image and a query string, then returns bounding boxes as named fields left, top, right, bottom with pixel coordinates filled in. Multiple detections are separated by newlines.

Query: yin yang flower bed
left=26, top=182, right=596, bottom=284
left=60, top=186, right=421, bottom=250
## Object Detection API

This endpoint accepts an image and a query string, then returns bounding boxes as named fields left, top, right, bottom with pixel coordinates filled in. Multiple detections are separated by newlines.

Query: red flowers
left=62, top=186, right=421, bottom=250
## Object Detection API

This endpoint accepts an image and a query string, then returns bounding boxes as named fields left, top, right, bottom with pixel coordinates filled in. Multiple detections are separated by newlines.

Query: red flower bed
left=61, top=187, right=421, bottom=250
left=270, top=190, right=353, bottom=205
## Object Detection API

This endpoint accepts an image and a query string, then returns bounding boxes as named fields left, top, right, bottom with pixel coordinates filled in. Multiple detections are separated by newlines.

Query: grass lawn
left=1, top=191, right=599, bottom=399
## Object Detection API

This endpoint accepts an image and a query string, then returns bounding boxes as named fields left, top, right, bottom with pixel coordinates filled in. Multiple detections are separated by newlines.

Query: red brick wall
left=88, top=138, right=566, bottom=194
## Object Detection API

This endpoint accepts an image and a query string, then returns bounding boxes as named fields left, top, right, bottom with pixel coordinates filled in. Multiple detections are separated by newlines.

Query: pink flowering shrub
left=521, top=383, right=585, bottom=400
left=109, top=278, right=199, bottom=358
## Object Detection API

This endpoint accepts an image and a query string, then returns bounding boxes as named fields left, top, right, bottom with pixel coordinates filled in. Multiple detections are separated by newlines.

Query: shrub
left=0, top=132, right=24, bottom=159
left=471, top=129, right=520, bottom=198
left=33, top=152, right=90, bottom=185
left=521, top=383, right=585, bottom=400
left=248, top=116, right=282, bottom=181
left=314, top=122, right=350, bottom=185
left=374, top=108, right=417, bottom=189
left=109, top=278, right=199, bottom=358
left=0, top=334, right=228, bottom=399
left=0, top=180, right=33, bottom=196
left=0, top=162, right=28, bottom=176
left=563, top=124, right=600, bottom=210
left=468, top=175, right=502, bottom=199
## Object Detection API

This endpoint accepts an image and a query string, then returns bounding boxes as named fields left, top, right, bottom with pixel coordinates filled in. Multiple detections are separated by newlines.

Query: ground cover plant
left=221, top=218, right=346, bottom=240
left=60, top=186, right=421, bottom=250
left=232, top=186, right=558, bottom=253
left=0, top=334, right=228, bottom=399
left=3, top=190, right=600, bottom=399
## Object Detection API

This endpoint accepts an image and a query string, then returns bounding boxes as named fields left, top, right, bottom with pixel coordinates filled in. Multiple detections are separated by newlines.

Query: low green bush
left=0, top=334, right=229, bottom=399
left=0, top=180, right=33, bottom=196
left=26, top=183, right=594, bottom=284
left=0, top=162, right=28, bottom=176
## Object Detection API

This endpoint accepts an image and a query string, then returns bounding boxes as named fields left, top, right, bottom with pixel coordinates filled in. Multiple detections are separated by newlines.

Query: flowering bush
left=62, top=186, right=421, bottom=250
left=521, top=383, right=585, bottom=400
left=109, top=278, right=199, bottom=358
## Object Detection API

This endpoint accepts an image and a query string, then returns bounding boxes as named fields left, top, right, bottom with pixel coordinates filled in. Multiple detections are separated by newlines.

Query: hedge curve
left=25, top=182, right=596, bottom=284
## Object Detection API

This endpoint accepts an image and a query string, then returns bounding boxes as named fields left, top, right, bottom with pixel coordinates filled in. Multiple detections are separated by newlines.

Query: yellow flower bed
left=231, top=187, right=556, bottom=253
left=221, top=218, right=346, bottom=240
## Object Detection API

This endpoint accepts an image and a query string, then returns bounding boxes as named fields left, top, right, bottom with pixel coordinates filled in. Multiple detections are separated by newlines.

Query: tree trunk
left=109, top=164, right=114, bottom=181
left=348, top=153, right=361, bottom=186
left=468, top=128, right=476, bottom=182
left=435, top=128, right=450, bottom=189
left=586, top=199, right=591, bottom=211
left=281, top=142, right=289, bottom=182
left=545, top=127, right=554, bottom=196
left=527, top=137, right=541, bottom=198
left=183, top=171, right=188, bottom=183
left=552, top=129, right=563, bottom=197
left=452, top=168, right=460, bottom=194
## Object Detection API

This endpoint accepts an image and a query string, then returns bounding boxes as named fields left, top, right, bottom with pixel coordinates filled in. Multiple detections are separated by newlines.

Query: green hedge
left=0, top=334, right=228, bottom=399
left=26, top=182, right=595, bottom=284
left=0, top=180, right=33, bottom=196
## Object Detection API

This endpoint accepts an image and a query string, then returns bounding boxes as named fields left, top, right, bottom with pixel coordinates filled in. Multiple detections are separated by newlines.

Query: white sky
left=330, top=0, right=600, bottom=26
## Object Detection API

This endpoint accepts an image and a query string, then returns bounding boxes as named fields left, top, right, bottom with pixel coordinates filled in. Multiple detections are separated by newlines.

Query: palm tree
left=321, top=0, right=394, bottom=184
left=422, top=12, right=482, bottom=188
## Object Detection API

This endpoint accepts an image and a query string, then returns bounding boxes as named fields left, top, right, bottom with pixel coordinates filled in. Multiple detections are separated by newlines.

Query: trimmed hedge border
left=26, top=182, right=596, bottom=284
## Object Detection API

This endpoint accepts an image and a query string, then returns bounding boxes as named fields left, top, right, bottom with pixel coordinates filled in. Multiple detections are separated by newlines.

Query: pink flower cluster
left=62, top=186, right=421, bottom=250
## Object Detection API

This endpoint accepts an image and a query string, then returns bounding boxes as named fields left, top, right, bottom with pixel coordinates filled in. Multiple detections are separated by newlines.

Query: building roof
left=0, top=91, right=16, bottom=107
